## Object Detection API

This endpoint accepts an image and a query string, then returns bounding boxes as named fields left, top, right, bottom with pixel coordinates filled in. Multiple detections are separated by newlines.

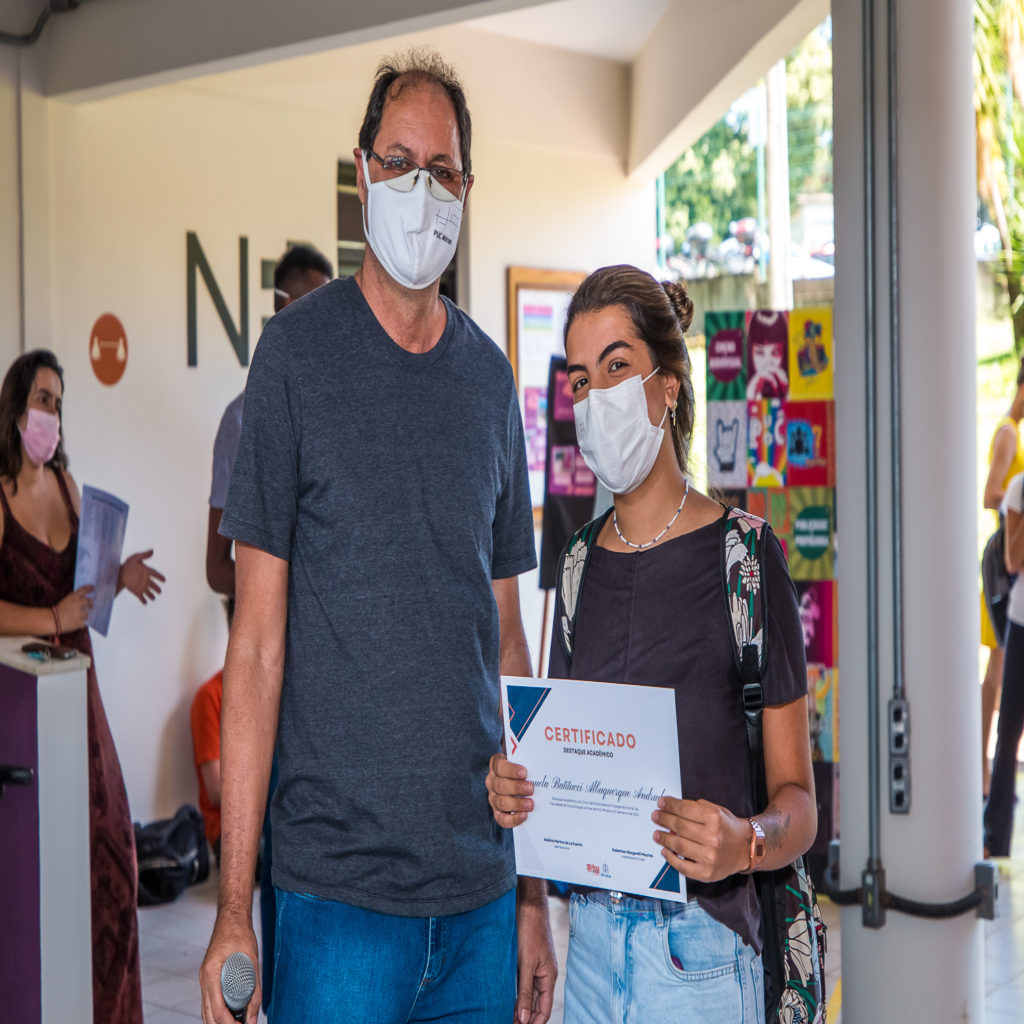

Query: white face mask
left=573, top=369, right=668, bottom=495
left=361, top=152, right=464, bottom=290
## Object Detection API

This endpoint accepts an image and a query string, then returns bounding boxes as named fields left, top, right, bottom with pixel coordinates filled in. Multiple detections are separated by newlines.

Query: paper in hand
left=73, top=486, right=129, bottom=636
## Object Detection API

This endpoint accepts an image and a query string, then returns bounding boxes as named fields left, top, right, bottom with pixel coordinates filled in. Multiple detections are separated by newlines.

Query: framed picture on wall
left=506, top=266, right=586, bottom=510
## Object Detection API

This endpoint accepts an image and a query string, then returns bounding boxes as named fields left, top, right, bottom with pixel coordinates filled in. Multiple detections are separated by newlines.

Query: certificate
left=500, top=675, right=685, bottom=902
left=73, top=486, right=128, bottom=637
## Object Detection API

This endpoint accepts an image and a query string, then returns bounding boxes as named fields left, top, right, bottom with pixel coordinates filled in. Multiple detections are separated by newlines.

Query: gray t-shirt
left=209, top=391, right=244, bottom=509
left=220, top=278, right=536, bottom=916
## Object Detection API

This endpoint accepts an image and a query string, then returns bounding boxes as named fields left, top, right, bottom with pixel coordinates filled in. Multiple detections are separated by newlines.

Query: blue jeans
left=269, top=887, right=516, bottom=1024
left=564, top=891, right=763, bottom=1024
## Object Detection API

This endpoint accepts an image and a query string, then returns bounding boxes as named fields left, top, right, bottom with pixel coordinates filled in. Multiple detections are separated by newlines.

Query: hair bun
left=662, top=280, right=694, bottom=333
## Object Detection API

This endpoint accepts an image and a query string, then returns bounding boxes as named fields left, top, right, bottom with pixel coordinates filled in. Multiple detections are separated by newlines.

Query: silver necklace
left=613, top=481, right=689, bottom=551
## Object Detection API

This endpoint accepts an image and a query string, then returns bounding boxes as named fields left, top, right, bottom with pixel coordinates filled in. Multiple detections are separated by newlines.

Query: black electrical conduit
left=862, top=0, right=882, bottom=886
left=823, top=859, right=993, bottom=920
left=888, top=0, right=905, bottom=710
left=0, top=1, right=79, bottom=48
left=833, top=0, right=995, bottom=924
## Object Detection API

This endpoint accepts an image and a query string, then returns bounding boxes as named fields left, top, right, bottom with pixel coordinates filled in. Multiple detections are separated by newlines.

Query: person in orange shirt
left=191, top=669, right=224, bottom=864
left=981, top=355, right=1024, bottom=795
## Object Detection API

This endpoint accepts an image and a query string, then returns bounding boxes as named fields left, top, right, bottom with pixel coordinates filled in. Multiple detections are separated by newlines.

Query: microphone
left=220, top=951, right=256, bottom=1023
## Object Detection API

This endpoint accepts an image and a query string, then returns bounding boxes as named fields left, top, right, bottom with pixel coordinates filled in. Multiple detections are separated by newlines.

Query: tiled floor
left=139, top=787, right=1024, bottom=1024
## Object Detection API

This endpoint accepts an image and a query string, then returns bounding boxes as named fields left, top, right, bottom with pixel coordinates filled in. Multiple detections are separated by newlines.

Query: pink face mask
left=19, top=407, right=61, bottom=466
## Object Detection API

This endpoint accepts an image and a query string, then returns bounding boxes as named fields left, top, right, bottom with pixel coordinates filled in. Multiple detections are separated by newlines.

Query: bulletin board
left=507, top=266, right=586, bottom=510
left=706, top=306, right=839, bottom=763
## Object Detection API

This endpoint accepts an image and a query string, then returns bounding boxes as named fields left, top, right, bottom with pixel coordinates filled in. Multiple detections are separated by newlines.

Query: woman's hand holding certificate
left=651, top=797, right=753, bottom=883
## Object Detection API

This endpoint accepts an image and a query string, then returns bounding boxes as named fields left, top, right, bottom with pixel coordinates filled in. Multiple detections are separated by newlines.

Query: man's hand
left=515, top=877, right=556, bottom=1024
left=199, top=906, right=260, bottom=1024
left=487, top=752, right=535, bottom=827
left=118, top=550, right=165, bottom=603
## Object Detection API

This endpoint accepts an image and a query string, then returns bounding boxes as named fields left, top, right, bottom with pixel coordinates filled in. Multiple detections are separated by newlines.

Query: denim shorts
left=564, top=890, right=763, bottom=1024
left=269, top=886, right=516, bottom=1024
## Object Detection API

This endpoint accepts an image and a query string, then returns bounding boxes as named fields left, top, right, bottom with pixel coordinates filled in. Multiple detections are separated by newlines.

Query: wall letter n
left=186, top=232, right=249, bottom=367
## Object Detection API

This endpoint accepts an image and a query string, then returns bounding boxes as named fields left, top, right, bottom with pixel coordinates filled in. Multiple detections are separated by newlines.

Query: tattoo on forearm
left=765, top=809, right=791, bottom=854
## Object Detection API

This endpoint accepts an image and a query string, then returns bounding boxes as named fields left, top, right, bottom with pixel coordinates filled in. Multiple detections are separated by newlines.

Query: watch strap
left=746, top=818, right=766, bottom=872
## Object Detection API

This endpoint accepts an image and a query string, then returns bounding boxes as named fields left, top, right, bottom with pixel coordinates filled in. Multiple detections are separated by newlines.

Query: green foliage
left=663, top=118, right=757, bottom=251
left=662, top=19, right=832, bottom=253
left=786, top=22, right=833, bottom=198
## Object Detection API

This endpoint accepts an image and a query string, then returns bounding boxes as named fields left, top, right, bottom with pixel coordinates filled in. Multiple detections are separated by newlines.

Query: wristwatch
left=746, top=818, right=766, bottom=873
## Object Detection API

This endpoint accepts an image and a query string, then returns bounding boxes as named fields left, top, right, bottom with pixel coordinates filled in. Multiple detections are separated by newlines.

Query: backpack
left=981, top=520, right=1010, bottom=643
left=555, top=505, right=827, bottom=1024
left=134, top=804, right=210, bottom=906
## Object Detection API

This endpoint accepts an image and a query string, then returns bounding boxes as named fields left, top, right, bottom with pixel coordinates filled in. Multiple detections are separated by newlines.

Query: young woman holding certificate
left=487, top=266, right=816, bottom=1024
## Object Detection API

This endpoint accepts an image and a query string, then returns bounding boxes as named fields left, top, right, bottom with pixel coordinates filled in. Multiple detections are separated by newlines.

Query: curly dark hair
left=564, top=265, right=695, bottom=474
left=358, top=48, right=472, bottom=175
left=0, top=349, right=68, bottom=492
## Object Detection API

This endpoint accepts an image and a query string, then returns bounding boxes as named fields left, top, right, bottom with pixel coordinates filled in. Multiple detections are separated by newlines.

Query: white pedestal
left=0, top=636, right=92, bottom=1024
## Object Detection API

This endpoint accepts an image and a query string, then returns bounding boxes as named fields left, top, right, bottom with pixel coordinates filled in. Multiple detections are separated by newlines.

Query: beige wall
left=38, top=25, right=650, bottom=822
left=0, top=47, right=19, bottom=366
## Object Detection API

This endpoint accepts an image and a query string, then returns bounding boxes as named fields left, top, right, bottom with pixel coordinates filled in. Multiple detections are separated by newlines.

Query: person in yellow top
left=981, top=355, right=1024, bottom=795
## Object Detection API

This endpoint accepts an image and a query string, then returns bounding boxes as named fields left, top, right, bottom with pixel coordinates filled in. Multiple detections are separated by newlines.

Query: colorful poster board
left=507, top=266, right=586, bottom=509
left=706, top=306, right=838, bottom=762
left=539, top=356, right=597, bottom=589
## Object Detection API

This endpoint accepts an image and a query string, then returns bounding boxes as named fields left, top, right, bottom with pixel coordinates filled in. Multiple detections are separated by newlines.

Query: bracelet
left=51, top=605, right=61, bottom=643
left=746, top=818, right=766, bottom=873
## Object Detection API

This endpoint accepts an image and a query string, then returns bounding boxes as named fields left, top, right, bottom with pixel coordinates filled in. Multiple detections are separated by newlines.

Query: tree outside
left=661, top=18, right=832, bottom=269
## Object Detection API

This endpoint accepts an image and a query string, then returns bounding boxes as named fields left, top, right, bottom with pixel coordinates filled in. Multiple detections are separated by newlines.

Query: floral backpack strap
left=556, top=508, right=613, bottom=666
left=720, top=505, right=771, bottom=796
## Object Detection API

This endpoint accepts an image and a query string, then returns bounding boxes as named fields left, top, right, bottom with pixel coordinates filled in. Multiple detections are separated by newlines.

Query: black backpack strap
left=554, top=507, right=613, bottom=669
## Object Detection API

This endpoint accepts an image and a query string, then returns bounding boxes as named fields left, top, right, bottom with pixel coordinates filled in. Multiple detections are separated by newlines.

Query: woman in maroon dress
left=0, top=349, right=164, bottom=1024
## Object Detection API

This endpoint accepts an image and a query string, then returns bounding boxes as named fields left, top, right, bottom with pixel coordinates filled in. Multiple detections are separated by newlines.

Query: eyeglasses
left=366, top=149, right=467, bottom=202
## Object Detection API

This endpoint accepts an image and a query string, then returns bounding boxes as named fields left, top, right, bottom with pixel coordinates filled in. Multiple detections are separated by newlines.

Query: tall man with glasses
left=199, top=51, right=556, bottom=1024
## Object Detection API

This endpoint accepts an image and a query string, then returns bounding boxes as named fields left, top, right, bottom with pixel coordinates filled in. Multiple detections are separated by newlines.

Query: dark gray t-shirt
left=221, top=277, right=536, bottom=916
left=548, top=519, right=806, bottom=952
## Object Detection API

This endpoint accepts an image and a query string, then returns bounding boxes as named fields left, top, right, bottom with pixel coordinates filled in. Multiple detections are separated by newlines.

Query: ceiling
left=467, top=0, right=672, bottom=62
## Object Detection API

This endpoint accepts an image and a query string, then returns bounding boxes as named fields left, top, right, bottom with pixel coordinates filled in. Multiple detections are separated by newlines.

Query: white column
left=765, top=58, right=792, bottom=310
left=833, top=1, right=985, bottom=1021
left=0, top=47, right=22, bottom=365
left=0, top=42, right=50, bottom=365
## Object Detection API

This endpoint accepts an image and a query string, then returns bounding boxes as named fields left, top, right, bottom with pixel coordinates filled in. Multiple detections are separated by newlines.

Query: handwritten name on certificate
left=500, top=675, right=685, bottom=903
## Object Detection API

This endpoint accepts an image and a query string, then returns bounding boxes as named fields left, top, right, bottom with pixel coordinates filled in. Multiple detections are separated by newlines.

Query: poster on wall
left=706, top=311, right=747, bottom=401
left=539, top=356, right=597, bottom=589
left=786, top=486, right=836, bottom=581
left=707, top=400, right=748, bottom=489
left=745, top=309, right=789, bottom=399
left=808, top=665, right=839, bottom=762
left=796, top=579, right=836, bottom=667
left=788, top=305, right=834, bottom=400
left=507, top=267, right=586, bottom=509
left=784, top=400, right=835, bottom=488
left=747, top=399, right=787, bottom=487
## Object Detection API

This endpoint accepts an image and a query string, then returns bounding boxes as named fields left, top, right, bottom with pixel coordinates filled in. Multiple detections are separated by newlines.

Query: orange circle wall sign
left=89, top=314, right=128, bottom=386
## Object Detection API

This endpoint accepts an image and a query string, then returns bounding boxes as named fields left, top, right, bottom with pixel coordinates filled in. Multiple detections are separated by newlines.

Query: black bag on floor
left=134, top=804, right=210, bottom=906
